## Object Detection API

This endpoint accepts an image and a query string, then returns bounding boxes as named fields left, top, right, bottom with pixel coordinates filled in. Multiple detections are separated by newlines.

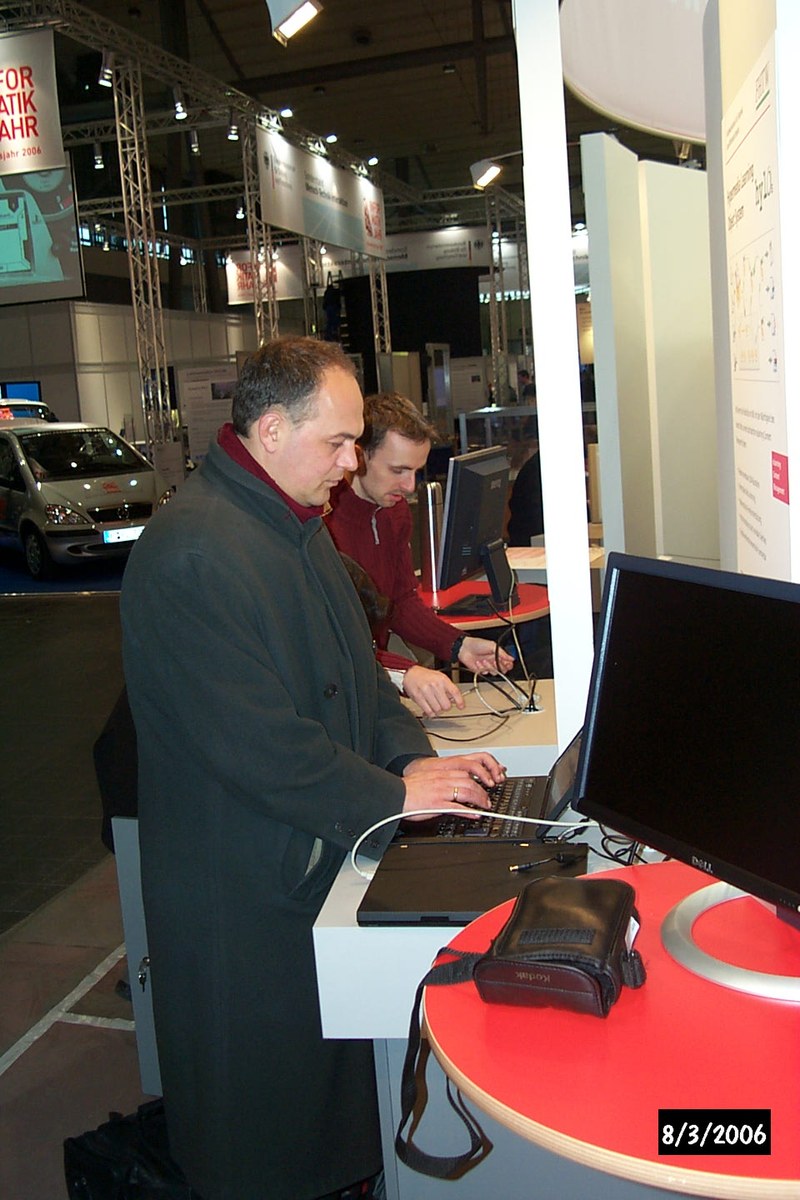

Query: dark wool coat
left=120, top=442, right=433, bottom=1200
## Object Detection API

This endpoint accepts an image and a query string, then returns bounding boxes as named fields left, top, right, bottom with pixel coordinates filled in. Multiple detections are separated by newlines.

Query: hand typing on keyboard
left=401, top=751, right=506, bottom=821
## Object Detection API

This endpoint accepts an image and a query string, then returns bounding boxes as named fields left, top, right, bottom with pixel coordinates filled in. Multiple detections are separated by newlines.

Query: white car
left=0, top=421, right=172, bottom=579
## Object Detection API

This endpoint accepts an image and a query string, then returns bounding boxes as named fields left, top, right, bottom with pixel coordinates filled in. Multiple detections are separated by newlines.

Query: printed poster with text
left=0, top=29, right=65, bottom=173
left=722, top=36, right=789, bottom=577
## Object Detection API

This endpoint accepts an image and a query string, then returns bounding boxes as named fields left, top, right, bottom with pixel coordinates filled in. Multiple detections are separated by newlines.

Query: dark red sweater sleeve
left=384, top=504, right=459, bottom=661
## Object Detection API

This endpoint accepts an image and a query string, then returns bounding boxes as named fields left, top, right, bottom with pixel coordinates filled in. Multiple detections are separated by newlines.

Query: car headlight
left=157, top=488, right=174, bottom=507
left=44, top=504, right=91, bottom=526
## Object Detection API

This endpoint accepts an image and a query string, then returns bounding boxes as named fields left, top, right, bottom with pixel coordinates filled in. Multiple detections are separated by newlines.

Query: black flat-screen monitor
left=575, top=552, right=800, bottom=924
left=435, top=446, right=515, bottom=615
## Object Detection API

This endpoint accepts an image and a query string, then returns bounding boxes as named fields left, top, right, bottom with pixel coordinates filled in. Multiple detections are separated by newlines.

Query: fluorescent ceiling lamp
left=173, top=87, right=187, bottom=121
left=470, top=159, right=502, bottom=189
left=268, top=0, right=322, bottom=46
left=469, top=150, right=523, bottom=189
left=98, top=51, right=114, bottom=88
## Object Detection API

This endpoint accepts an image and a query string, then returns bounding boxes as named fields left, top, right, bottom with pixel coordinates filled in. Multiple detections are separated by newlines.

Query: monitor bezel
left=436, top=445, right=510, bottom=592
left=574, top=551, right=800, bottom=919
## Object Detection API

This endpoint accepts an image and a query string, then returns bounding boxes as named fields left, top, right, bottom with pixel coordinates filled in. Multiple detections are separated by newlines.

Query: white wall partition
left=0, top=300, right=257, bottom=438
left=582, top=135, right=718, bottom=567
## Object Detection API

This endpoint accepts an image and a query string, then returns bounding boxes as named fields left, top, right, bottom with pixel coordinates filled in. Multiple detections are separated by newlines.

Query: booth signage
left=257, top=126, right=385, bottom=258
left=226, top=228, right=492, bottom=305
left=0, top=30, right=65, bottom=173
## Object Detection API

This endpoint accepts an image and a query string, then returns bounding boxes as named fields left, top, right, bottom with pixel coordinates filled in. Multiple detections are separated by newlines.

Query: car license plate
left=103, top=525, right=145, bottom=544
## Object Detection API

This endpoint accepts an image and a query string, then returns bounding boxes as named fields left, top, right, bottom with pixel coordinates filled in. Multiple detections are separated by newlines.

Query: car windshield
left=17, top=428, right=149, bottom=481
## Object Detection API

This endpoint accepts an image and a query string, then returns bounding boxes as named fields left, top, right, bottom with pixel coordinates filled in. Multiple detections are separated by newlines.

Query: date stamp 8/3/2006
left=658, top=1109, right=771, bottom=1155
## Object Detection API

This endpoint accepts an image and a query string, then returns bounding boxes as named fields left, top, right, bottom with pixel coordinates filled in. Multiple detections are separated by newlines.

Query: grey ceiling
left=49, top=0, right=700, bottom=241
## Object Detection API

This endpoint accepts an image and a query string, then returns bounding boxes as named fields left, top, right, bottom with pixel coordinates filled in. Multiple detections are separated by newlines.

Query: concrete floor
left=0, top=854, right=155, bottom=1199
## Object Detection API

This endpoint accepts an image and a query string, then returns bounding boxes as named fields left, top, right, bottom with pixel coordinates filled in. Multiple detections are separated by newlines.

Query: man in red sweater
left=326, top=392, right=513, bottom=715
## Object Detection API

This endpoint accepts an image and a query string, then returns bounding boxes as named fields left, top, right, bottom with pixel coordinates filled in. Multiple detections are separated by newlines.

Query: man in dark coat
left=120, top=336, right=504, bottom=1200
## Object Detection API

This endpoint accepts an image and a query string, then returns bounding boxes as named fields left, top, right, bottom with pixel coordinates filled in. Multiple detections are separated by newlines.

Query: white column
left=512, top=0, right=595, bottom=744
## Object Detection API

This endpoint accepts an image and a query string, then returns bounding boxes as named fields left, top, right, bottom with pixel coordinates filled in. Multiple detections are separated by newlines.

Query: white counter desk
left=412, top=675, right=557, bottom=777
left=313, top=678, right=685, bottom=1200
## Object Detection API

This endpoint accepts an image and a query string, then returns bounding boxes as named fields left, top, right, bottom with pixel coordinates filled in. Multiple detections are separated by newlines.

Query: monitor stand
left=661, top=881, right=800, bottom=1002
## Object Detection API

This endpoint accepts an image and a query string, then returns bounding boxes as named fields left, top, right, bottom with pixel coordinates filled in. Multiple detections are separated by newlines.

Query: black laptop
left=395, top=729, right=583, bottom=843
left=356, top=838, right=589, bottom=926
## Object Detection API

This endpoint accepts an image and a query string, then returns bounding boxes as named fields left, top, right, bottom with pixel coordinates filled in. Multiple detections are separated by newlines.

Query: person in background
left=518, top=369, right=538, bottom=404
left=325, top=391, right=514, bottom=715
left=120, top=336, right=505, bottom=1200
left=506, top=420, right=544, bottom=547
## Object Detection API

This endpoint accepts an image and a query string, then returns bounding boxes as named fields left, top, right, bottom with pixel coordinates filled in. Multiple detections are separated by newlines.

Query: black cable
left=416, top=713, right=512, bottom=743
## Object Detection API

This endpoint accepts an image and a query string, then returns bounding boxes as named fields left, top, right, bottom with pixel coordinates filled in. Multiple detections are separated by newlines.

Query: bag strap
left=621, top=908, right=647, bottom=988
left=394, top=948, right=493, bottom=1179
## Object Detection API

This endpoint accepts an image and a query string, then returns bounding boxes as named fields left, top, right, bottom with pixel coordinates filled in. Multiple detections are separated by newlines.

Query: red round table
left=423, top=861, right=800, bottom=1198
left=418, top=580, right=549, bottom=631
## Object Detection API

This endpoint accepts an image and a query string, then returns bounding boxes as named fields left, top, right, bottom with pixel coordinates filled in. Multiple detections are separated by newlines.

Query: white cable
left=349, top=808, right=596, bottom=880
left=472, top=673, right=509, bottom=716
left=472, top=671, right=535, bottom=714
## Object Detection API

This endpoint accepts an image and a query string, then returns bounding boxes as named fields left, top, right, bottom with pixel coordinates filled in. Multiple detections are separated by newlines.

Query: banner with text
left=722, top=36, right=789, bottom=577
left=257, top=126, right=385, bottom=258
left=0, top=30, right=65, bottom=174
left=226, top=228, right=492, bottom=304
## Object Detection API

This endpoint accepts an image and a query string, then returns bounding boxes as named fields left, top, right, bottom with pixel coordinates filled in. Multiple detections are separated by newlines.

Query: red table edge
left=420, top=862, right=800, bottom=1199
left=423, top=1020, right=797, bottom=1199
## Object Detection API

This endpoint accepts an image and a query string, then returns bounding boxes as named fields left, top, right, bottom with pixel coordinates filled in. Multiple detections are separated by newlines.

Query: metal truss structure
left=368, top=259, right=391, bottom=356
left=241, top=119, right=278, bottom=346
left=112, top=57, right=175, bottom=450
left=0, top=0, right=528, bottom=424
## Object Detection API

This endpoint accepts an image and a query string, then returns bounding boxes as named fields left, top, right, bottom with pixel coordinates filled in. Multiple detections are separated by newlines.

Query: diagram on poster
left=729, top=230, right=777, bottom=378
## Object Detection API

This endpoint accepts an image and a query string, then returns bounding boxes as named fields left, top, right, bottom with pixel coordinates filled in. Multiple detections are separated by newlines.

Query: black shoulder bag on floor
left=64, top=1098, right=203, bottom=1199
left=395, top=875, right=647, bottom=1179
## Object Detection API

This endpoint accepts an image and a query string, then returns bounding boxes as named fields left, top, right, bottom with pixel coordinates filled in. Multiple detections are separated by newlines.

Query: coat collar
left=217, top=421, right=323, bottom=524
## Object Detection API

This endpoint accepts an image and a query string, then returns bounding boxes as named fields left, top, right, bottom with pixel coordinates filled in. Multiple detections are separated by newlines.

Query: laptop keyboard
left=435, top=776, right=538, bottom=840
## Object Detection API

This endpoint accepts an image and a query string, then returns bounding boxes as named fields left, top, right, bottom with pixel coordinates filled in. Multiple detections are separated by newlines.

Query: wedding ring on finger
left=453, top=786, right=459, bottom=802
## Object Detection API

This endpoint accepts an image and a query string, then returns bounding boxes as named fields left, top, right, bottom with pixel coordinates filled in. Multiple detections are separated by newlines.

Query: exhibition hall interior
left=2, top=2, right=799, bottom=1199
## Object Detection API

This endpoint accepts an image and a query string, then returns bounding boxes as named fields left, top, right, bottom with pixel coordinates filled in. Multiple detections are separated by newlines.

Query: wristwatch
left=450, top=634, right=466, bottom=662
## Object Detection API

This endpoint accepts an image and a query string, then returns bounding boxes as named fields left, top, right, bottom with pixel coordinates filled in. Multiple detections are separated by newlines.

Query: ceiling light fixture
left=189, top=129, right=201, bottom=156
left=367, top=155, right=379, bottom=167
left=469, top=150, right=523, bottom=190
left=98, top=51, right=114, bottom=88
left=267, top=0, right=322, bottom=46
left=236, top=200, right=246, bottom=220
left=325, top=132, right=338, bottom=145
left=93, top=142, right=104, bottom=170
left=173, top=87, right=187, bottom=121
left=280, top=106, right=294, bottom=119
left=227, top=113, right=240, bottom=142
